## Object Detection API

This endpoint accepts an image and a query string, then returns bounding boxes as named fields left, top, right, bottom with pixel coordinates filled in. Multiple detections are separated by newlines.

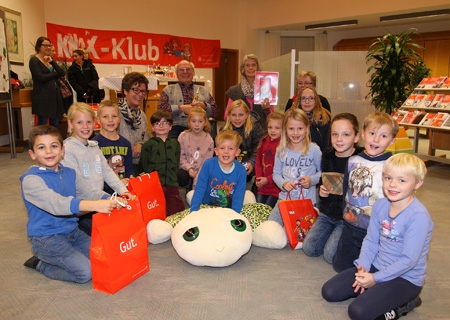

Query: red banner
left=46, top=23, right=221, bottom=68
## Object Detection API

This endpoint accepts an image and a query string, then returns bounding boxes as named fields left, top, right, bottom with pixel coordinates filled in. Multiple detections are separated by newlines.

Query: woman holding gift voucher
left=302, top=113, right=363, bottom=263
left=225, top=54, right=273, bottom=129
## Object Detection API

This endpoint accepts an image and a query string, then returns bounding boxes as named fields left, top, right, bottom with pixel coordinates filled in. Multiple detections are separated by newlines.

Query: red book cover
left=423, top=77, right=440, bottom=89
left=417, top=78, right=430, bottom=88
left=401, top=112, right=417, bottom=124
left=412, top=94, right=426, bottom=107
left=440, top=95, right=450, bottom=109
left=422, top=94, right=435, bottom=108
left=436, top=76, right=448, bottom=88
left=430, top=94, right=445, bottom=108
left=419, top=113, right=437, bottom=126
left=392, top=110, right=408, bottom=123
left=429, top=113, right=449, bottom=127
left=254, top=71, right=279, bottom=105
left=404, top=94, right=416, bottom=106
left=441, top=78, right=450, bottom=89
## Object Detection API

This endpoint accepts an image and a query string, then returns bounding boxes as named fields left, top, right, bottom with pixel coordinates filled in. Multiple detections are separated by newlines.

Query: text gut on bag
left=120, top=238, right=137, bottom=253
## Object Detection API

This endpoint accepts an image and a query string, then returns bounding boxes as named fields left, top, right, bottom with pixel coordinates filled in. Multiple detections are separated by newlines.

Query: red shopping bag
left=90, top=200, right=149, bottom=294
left=127, top=172, right=166, bottom=224
left=278, top=189, right=318, bottom=250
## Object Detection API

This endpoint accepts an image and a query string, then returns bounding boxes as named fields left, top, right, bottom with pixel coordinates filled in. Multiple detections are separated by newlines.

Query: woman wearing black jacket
left=68, top=49, right=104, bottom=103
left=29, top=36, right=66, bottom=127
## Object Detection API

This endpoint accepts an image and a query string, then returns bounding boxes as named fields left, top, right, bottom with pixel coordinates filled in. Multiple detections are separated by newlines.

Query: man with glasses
left=157, top=60, right=219, bottom=139
left=118, top=72, right=150, bottom=175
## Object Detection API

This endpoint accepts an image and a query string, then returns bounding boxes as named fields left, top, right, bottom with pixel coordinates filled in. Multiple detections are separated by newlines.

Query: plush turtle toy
left=147, top=204, right=287, bottom=267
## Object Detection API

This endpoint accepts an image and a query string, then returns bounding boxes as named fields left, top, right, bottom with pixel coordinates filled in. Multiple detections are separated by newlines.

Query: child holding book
left=140, top=110, right=185, bottom=216
left=189, top=130, right=249, bottom=213
left=254, top=112, right=283, bottom=208
left=62, top=103, right=134, bottom=235
left=268, top=108, right=322, bottom=233
left=178, top=107, right=214, bottom=190
left=21, top=125, right=125, bottom=283
left=322, top=153, right=432, bottom=320
left=303, top=113, right=363, bottom=263
left=333, top=112, right=398, bottom=272
left=92, top=100, right=134, bottom=192
left=223, top=99, right=265, bottom=179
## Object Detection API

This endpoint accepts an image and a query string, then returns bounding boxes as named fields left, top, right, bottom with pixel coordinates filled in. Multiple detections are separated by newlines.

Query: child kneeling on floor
left=322, top=153, right=433, bottom=320
left=21, top=125, right=125, bottom=283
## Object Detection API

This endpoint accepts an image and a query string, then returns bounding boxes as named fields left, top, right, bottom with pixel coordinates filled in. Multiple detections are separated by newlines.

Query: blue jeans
left=36, top=114, right=60, bottom=128
left=256, top=194, right=278, bottom=208
left=268, top=199, right=284, bottom=226
left=333, top=221, right=367, bottom=273
left=30, top=227, right=91, bottom=283
left=303, top=213, right=343, bottom=263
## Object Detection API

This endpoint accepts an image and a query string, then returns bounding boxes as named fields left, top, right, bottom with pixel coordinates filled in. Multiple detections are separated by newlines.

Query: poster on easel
left=0, top=11, right=11, bottom=98
left=254, top=71, right=279, bottom=105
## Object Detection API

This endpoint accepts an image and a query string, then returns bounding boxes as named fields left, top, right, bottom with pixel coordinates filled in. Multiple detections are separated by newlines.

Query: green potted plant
left=366, top=28, right=425, bottom=114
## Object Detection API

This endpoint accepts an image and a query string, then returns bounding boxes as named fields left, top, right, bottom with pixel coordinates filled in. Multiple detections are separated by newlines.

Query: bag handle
left=286, top=185, right=304, bottom=200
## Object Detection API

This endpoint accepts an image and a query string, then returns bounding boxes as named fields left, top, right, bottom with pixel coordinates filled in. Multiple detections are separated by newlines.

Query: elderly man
left=158, top=60, right=219, bottom=139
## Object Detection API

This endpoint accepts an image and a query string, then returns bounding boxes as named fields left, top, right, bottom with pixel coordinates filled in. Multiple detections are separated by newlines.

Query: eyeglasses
left=178, top=67, right=192, bottom=72
left=41, top=44, right=53, bottom=48
left=301, top=97, right=315, bottom=102
left=130, top=88, right=148, bottom=95
left=298, top=82, right=313, bottom=86
left=154, top=121, right=170, bottom=127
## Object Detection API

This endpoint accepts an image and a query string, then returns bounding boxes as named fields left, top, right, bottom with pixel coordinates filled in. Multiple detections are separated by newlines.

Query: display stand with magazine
left=397, top=76, right=450, bottom=164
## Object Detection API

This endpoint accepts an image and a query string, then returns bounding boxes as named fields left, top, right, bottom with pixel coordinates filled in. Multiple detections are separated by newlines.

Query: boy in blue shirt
left=189, top=130, right=248, bottom=213
left=21, top=125, right=124, bottom=283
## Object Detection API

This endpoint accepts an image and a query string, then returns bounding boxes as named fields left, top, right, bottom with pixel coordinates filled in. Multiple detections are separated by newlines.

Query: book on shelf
left=392, top=110, right=408, bottom=123
left=441, top=78, right=450, bottom=89
left=403, top=94, right=416, bottom=106
left=423, top=77, right=442, bottom=89
left=418, top=113, right=437, bottom=126
left=440, top=95, right=450, bottom=109
left=417, top=78, right=430, bottom=88
left=412, top=112, right=426, bottom=124
left=412, top=94, right=427, bottom=107
left=429, top=113, right=449, bottom=127
left=440, top=116, right=450, bottom=128
left=422, top=94, right=435, bottom=108
left=436, top=76, right=448, bottom=88
left=430, top=94, right=445, bottom=108
left=401, top=111, right=422, bottom=124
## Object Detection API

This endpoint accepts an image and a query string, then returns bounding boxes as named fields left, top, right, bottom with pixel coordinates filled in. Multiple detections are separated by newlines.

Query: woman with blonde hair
left=225, top=54, right=273, bottom=129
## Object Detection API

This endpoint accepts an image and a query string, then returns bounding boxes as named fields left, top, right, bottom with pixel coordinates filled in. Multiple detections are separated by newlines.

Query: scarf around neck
left=118, top=99, right=142, bottom=131
left=240, top=76, right=254, bottom=98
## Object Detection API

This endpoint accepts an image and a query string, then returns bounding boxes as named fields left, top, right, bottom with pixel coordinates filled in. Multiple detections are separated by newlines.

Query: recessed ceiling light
left=305, top=20, right=358, bottom=30
left=380, top=9, right=450, bottom=22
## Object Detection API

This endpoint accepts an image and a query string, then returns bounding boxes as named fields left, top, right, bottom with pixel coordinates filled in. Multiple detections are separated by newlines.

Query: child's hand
left=121, top=178, right=130, bottom=185
left=188, top=168, right=196, bottom=178
left=246, top=163, right=254, bottom=175
left=120, top=192, right=136, bottom=200
left=297, top=176, right=311, bottom=189
left=255, top=177, right=268, bottom=188
left=97, top=199, right=120, bottom=214
left=355, top=266, right=375, bottom=290
left=283, top=181, right=297, bottom=192
left=319, top=185, right=330, bottom=197
left=132, top=144, right=142, bottom=159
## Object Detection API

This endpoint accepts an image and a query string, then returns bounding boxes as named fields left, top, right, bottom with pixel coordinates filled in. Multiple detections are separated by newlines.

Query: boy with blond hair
left=189, top=130, right=249, bottom=213
left=323, top=153, right=432, bottom=320
left=333, top=112, right=399, bottom=272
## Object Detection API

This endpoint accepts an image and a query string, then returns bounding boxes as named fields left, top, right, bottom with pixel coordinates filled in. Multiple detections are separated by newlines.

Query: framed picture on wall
left=0, top=7, right=23, bottom=65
